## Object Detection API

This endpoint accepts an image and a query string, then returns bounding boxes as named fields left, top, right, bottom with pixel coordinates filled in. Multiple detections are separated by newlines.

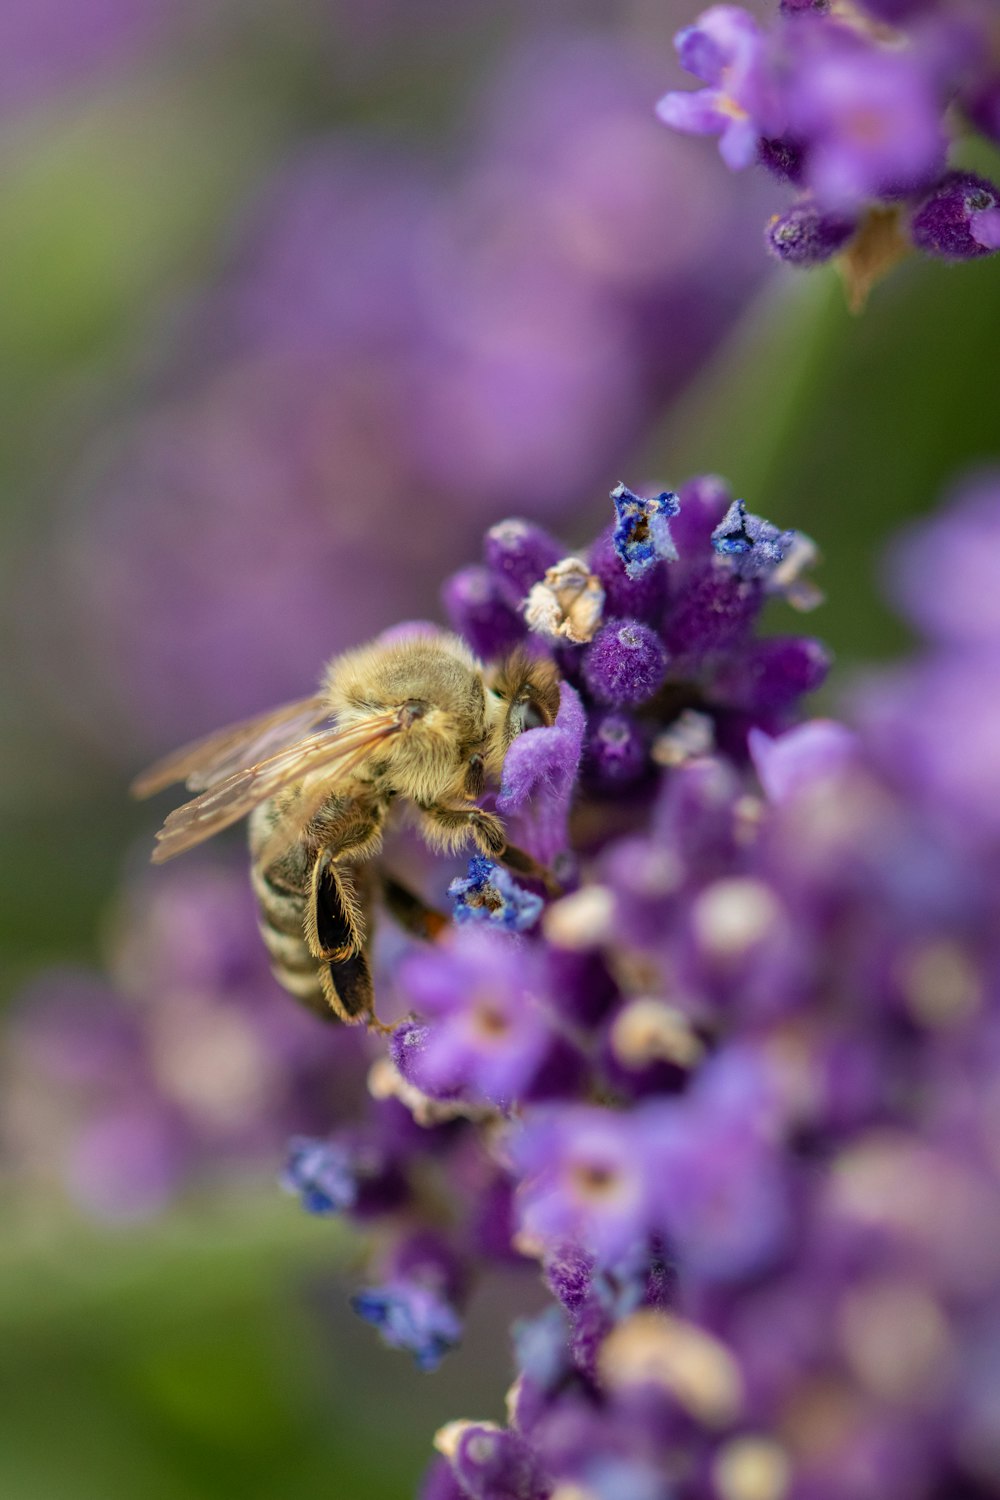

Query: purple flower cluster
left=274, top=473, right=1000, bottom=1500
left=657, top=0, right=1000, bottom=276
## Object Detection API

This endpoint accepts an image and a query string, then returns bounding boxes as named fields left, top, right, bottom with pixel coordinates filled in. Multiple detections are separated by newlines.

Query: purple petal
left=971, top=206, right=1000, bottom=251
left=498, top=682, right=585, bottom=864
left=655, top=88, right=731, bottom=138
left=720, top=114, right=761, bottom=171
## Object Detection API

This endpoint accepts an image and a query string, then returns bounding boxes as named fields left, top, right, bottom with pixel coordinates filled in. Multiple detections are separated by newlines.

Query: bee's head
left=484, top=649, right=561, bottom=778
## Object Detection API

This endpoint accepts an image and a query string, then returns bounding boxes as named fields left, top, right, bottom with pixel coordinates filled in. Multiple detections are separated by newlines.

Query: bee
left=132, top=631, right=560, bottom=1028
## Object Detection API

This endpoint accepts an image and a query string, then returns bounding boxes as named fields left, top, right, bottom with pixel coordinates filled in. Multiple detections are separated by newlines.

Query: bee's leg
left=499, top=842, right=563, bottom=898
left=419, top=804, right=561, bottom=896
left=302, top=805, right=390, bottom=1029
left=418, top=803, right=506, bottom=857
left=380, top=874, right=448, bottom=943
left=307, top=856, right=377, bottom=1027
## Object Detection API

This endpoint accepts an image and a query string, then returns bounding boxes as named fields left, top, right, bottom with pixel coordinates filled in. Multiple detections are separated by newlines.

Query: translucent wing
left=149, top=711, right=403, bottom=864
left=131, top=693, right=330, bottom=800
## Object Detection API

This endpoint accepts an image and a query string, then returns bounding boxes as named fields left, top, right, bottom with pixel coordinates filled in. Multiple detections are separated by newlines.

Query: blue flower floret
left=449, top=856, right=544, bottom=933
left=711, top=496, right=795, bottom=579
left=610, top=483, right=680, bottom=579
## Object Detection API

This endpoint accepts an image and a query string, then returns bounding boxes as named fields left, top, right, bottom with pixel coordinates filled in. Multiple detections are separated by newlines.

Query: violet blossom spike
left=610, top=483, right=680, bottom=578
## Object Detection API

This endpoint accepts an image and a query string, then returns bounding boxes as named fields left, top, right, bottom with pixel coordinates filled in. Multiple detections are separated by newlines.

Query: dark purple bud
left=756, top=135, right=806, bottom=184
left=910, top=172, right=1000, bottom=261
left=708, top=636, right=832, bottom=720
left=588, top=525, right=667, bottom=624
left=443, top=1425, right=550, bottom=1500
left=779, top=0, right=830, bottom=11
left=766, top=202, right=856, bottom=267
left=610, top=482, right=679, bottom=577
left=484, top=518, right=563, bottom=609
left=582, top=619, right=668, bottom=708
left=663, top=565, right=763, bottom=661
left=583, top=711, right=650, bottom=790
left=671, top=474, right=733, bottom=558
left=442, top=565, right=526, bottom=661
left=652, top=756, right=744, bottom=877
left=544, top=946, right=619, bottom=1030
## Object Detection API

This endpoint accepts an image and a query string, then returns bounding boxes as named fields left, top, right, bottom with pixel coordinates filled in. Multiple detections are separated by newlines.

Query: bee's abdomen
left=250, top=862, right=328, bottom=1013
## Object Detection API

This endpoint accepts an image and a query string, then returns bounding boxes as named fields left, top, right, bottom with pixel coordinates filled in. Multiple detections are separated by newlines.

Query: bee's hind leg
left=307, top=856, right=380, bottom=1028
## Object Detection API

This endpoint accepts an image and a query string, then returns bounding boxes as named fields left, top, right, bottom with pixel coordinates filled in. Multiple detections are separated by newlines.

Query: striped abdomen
left=250, top=855, right=329, bottom=1016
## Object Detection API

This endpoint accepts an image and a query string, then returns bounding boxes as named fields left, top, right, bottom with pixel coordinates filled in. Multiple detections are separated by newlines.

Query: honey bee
left=132, top=631, right=560, bottom=1028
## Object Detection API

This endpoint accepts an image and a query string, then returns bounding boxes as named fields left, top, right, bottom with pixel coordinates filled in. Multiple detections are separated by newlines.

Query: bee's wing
left=149, top=711, right=403, bottom=864
left=131, top=693, right=331, bottom=800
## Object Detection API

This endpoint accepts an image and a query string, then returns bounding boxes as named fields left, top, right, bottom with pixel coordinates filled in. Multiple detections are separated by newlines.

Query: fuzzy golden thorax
left=323, top=633, right=497, bottom=806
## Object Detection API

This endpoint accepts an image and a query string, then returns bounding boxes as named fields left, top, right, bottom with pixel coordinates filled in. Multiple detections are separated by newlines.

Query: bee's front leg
left=418, top=803, right=506, bottom=857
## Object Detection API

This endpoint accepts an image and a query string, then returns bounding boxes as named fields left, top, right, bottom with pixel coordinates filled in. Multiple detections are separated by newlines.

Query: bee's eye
left=510, top=698, right=547, bottom=736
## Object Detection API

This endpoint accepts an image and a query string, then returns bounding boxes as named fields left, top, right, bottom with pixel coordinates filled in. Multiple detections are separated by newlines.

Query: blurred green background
left=1, top=2, right=998, bottom=1497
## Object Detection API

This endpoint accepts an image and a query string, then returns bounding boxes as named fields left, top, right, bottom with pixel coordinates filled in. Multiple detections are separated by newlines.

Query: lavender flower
left=234, top=473, right=1000, bottom=1500
left=391, top=929, right=559, bottom=1111
left=656, top=0, right=1000, bottom=286
left=656, top=6, right=778, bottom=170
